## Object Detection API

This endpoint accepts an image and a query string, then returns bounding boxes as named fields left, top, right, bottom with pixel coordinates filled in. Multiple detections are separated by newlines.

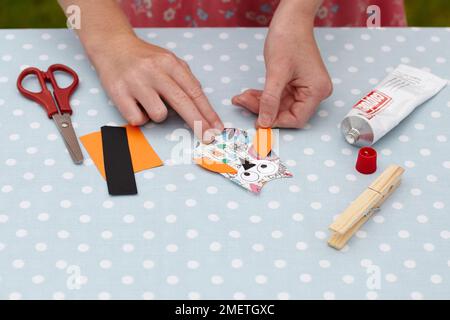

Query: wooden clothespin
left=328, top=164, right=405, bottom=250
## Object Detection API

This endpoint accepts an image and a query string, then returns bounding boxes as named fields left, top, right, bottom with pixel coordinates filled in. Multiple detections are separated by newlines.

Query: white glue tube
left=341, top=64, right=447, bottom=146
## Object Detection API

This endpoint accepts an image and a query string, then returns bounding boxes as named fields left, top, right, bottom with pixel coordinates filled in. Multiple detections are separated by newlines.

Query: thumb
left=257, top=68, right=290, bottom=128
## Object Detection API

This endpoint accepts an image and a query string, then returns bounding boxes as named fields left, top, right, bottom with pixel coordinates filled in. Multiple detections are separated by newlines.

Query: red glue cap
left=356, top=147, right=377, bottom=174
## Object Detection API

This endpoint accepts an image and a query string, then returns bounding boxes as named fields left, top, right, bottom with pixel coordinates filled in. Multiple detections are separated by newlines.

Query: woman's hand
left=232, top=0, right=332, bottom=128
left=93, top=35, right=223, bottom=141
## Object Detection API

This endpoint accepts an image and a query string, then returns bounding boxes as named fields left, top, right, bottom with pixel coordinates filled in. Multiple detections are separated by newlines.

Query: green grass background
left=0, top=0, right=449, bottom=28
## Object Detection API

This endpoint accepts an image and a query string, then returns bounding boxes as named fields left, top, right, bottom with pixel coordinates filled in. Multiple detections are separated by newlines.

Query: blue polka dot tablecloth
left=0, top=28, right=450, bottom=300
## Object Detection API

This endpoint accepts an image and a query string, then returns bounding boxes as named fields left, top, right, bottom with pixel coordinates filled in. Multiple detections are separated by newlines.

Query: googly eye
left=257, top=161, right=277, bottom=174
left=239, top=171, right=260, bottom=182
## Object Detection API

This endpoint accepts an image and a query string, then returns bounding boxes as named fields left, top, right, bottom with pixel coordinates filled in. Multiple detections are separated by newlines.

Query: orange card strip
left=252, top=128, right=272, bottom=158
left=80, top=125, right=163, bottom=178
left=195, top=158, right=238, bottom=174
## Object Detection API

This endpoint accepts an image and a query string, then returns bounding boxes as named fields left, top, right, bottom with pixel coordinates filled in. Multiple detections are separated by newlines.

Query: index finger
left=157, top=76, right=215, bottom=142
left=171, top=61, right=224, bottom=131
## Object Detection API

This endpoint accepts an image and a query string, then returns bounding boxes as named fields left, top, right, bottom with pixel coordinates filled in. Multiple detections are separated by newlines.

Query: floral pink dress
left=117, top=0, right=407, bottom=27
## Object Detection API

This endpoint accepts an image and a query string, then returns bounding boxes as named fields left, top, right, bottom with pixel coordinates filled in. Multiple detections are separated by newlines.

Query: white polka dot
left=299, top=274, right=312, bottom=283
left=292, top=213, right=304, bottom=222
left=238, top=43, right=248, bottom=49
left=41, top=33, right=51, bottom=40
left=296, top=242, right=308, bottom=251
left=416, top=215, right=428, bottom=224
left=98, top=292, right=111, bottom=300
left=416, top=46, right=426, bottom=52
left=102, top=230, right=113, bottom=239
left=303, top=148, right=314, bottom=155
left=419, top=148, right=431, bottom=156
left=78, top=214, right=91, bottom=223
left=121, top=275, right=134, bottom=285
left=79, top=186, right=93, bottom=194
left=211, top=275, right=224, bottom=285
left=209, top=242, right=222, bottom=252
left=218, top=32, right=229, bottom=39
left=398, top=230, right=410, bottom=239
left=32, top=275, right=45, bottom=284
left=440, top=230, right=450, bottom=239
left=19, top=201, right=31, bottom=209
left=185, top=199, right=197, bottom=207
left=37, top=212, right=50, bottom=221
left=252, top=243, right=264, bottom=252
left=231, top=259, right=243, bottom=269
left=289, top=185, right=300, bottom=193
left=255, top=275, right=267, bottom=284
left=202, top=43, right=213, bottom=50
left=233, top=292, right=246, bottom=300
left=404, top=260, right=416, bottom=269
left=436, top=135, right=447, bottom=142
left=423, top=243, right=435, bottom=252
left=274, top=259, right=286, bottom=269
left=143, top=201, right=155, bottom=209
left=249, top=215, right=261, bottom=223
left=400, top=57, right=411, bottom=64
left=220, top=54, right=230, bottom=62
left=101, top=200, right=113, bottom=209
left=267, top=201, right=280, bottom=209
left=227, top=201, right=239, bottom=209
left=16, top=229, right=28, bottom=238
left=187, top=260, right=200, bottom=269
left=12, top=259, right=25, bottom=269
left=35, top=242, right=47, bottom=252
left=342, top=275, right=354, bottom=284
left=206, top=186, right=218, bottom=194
left=221, top=77, right=231, bottom=84
left=166, top=244, right=178, bottom=253
left=323, top=291, right=335, bottom=300
left=397, top=134, right=409, bottom=143
left=319, top=260, right=331, bottom=268
left=44, top=158, right=55, bottom=166
left=57, top=230, right=70, bottom=239
left=433, top=201, right=444, bottom=209
left=341, top=148, right=352, bottom=155
left=143, top=260, right=154, bottom=269
left=165, top=184, right=177, bottom=192
left=55, top=260, right=67, bottom=269
left=186, top=229, right=198, bottom=239
left=328, top=185, right=340, bottom=194
left=99, top=260, right=112, bottom=269
left=348, top=66, right=358, bottom=73
left=78, top=243, right=89, bottom=252
left=166, top=275, right=179, bottom=285
left=404, top=160, right=417, bottom=169
left=430, top=274, right=442, bottom=284
left=344, top=43, right=354, bottom=50
left=310, top=202, right=322, bottom=210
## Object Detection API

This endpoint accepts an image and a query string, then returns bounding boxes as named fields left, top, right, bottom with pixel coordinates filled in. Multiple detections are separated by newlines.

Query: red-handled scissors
left=17, top=64, right=84, bottom=164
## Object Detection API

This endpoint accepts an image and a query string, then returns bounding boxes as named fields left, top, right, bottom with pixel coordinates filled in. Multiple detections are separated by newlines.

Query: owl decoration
left=193, top=128, right=292, bottom=193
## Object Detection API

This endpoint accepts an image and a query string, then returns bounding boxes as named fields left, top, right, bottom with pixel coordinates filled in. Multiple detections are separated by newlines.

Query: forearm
left=58, top=0, right=135, bottom=57
left=271, top=0, right=323, bottom=33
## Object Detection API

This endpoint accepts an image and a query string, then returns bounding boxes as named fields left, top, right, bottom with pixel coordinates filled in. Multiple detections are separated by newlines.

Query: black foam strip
left=101, top=126, right=137, bottom=196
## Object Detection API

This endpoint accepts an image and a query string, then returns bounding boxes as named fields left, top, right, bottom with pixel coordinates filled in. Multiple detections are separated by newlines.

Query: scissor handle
left=47, top=64, right=79, bottom=115
left=17, top=67, right=58, bottom=118
left=16, top=64, right=79, bottom=118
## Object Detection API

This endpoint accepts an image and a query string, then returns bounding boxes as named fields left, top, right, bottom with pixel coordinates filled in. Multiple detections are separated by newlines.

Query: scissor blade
left=52, top=114, right=84, bottom=164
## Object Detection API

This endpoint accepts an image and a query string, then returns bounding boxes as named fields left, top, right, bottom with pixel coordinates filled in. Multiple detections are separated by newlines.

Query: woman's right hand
left=92, top=35, right=223, bottom=142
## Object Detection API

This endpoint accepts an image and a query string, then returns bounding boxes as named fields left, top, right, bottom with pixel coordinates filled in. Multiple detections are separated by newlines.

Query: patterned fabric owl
left=193, top=128, right=292, bottom=193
